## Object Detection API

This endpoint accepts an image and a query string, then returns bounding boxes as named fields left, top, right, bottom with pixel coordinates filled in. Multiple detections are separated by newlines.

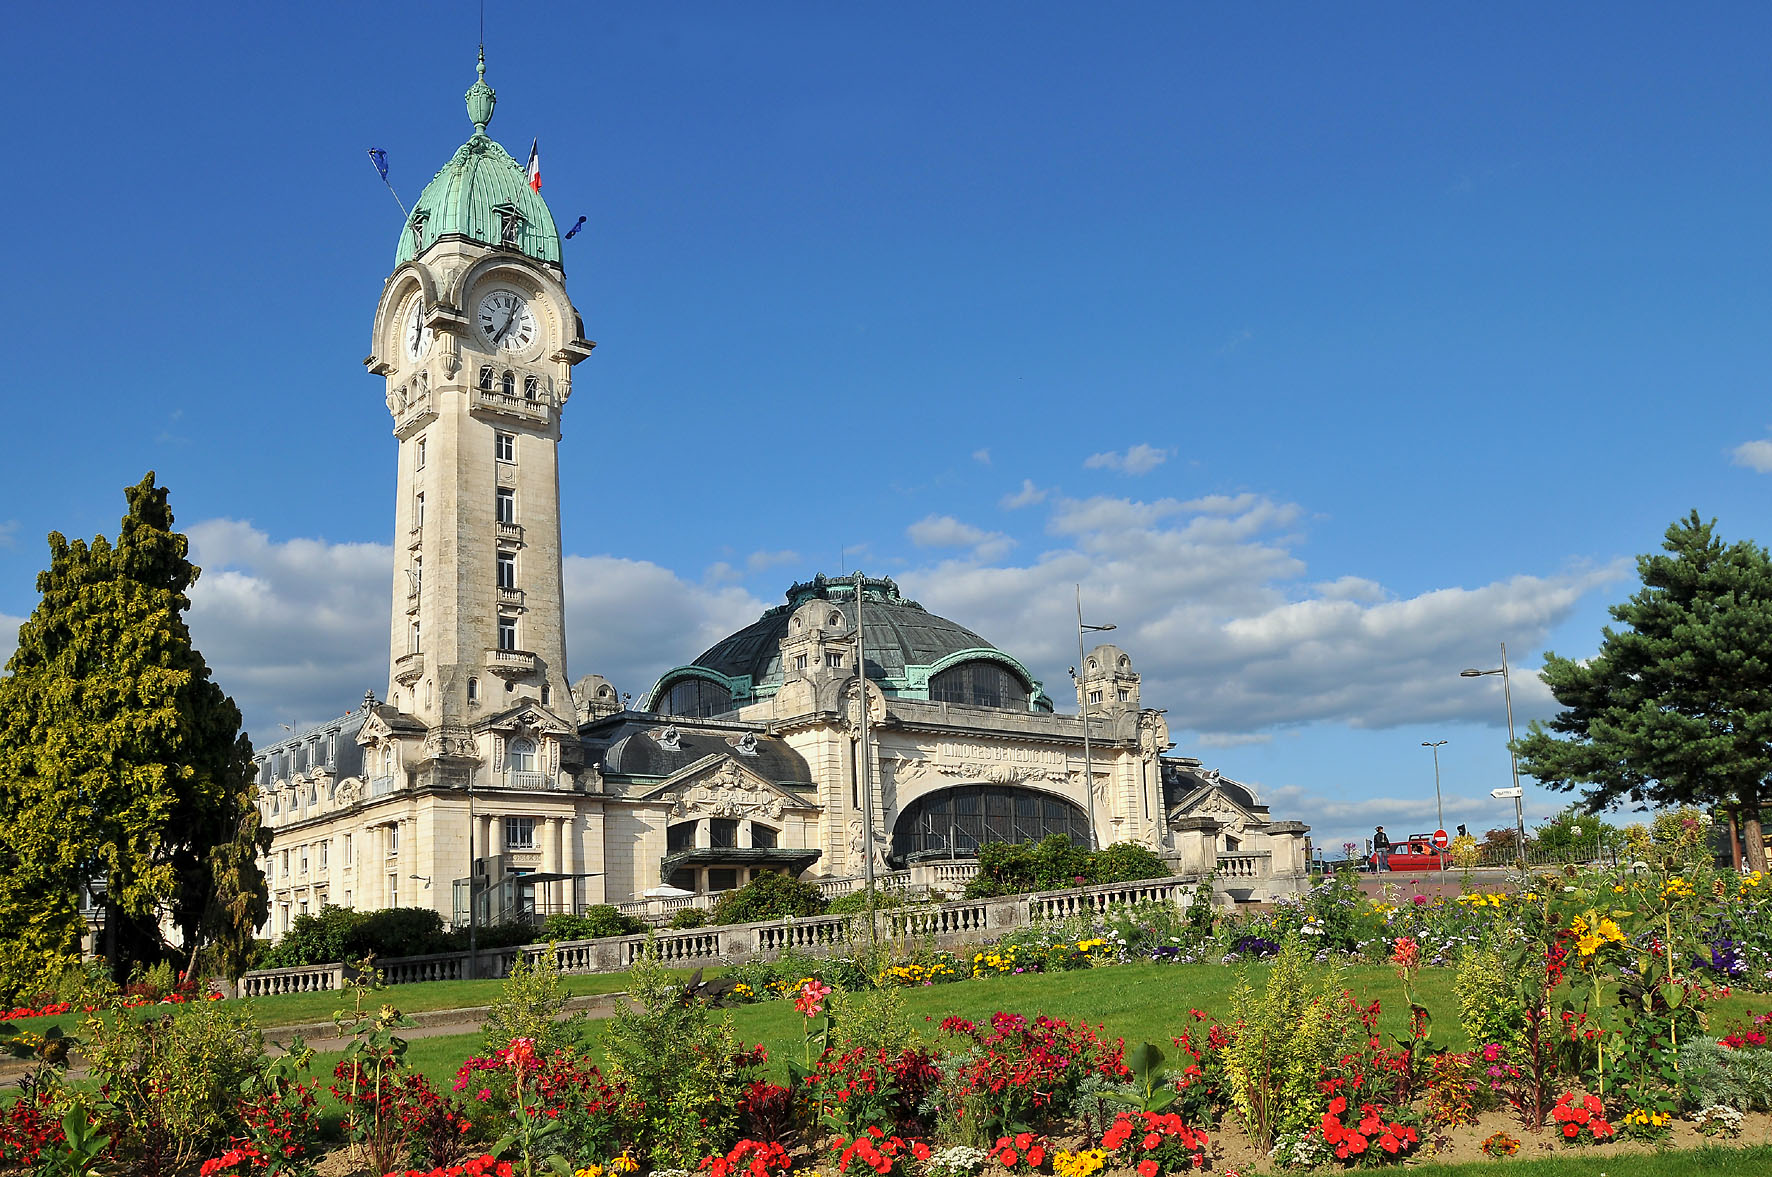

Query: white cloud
left=906, top=514, right=1015, bottom=562
left=972, top=449, right=991, bottom=465
left=1083, top=443, right=1170, bottom=476
left=1731, top=439, right=1772, bottom=473
left=0, top=520, right=18, bottom=549
left=999, top=479, right=1048, bottom=510
left=0, top=612, right=23, bottom=668
left=746, top=549, right=799, bottom=573
left=897, top=492, right=1625, bottom=741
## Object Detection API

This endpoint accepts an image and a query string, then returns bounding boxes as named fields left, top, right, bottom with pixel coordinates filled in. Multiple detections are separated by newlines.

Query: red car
left=1372, top=834, right=1448, bottom=871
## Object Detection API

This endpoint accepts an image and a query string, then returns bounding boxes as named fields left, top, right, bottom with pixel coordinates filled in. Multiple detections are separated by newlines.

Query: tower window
left=795, top=654, right=809, bottom=671
left=410, top=556, right=421, bottom=597
left=496, top=487, right=515, bottom=523
left=479, top=366, right=494, bottom=391
left=500, top=371, right=515, bottom=396
left=523, top=374, right=538, bottom=400
left=508, top=739, right=536, bottom=772
left=497, top=552, right=516, bottom=589
left=498, top=619, right=518, bottom=650
left=415, top=436, right=427, bottom=470
left=467, top=677, right=479, bottom=704
left=410, top=620, right=421, bottom=653
left=495, top=432, right=515, bottom=462
left=826, top=651, right=845, bottom=669
left=541, top=684, right=551, bottom=705
left=413, top=491, right=424, bottom=530
left=1088, top=690, right=1103, bottom=705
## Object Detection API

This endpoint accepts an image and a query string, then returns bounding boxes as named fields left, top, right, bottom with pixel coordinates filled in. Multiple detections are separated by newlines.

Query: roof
left=594, top=720, right=814, bottom=787
left=674, top=574, right=1045, bottom=704
left=395, top=51, right=561, bottom=268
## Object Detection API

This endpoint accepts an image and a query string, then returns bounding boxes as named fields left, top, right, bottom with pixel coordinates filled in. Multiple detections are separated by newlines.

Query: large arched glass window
left=929, top=660, right=1030, bottom=710
left=508, top=739, right=536, bottom=773
left=891, top=784, right=1090, bottom=862
left=659, top=676, right=733, bottom=718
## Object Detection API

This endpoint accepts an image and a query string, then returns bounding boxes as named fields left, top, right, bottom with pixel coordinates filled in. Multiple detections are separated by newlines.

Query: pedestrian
left=1373, top=825, right=1392, bottom=871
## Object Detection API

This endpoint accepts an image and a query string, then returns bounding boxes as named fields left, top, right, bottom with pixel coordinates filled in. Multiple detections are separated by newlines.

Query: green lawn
left=1394, top=1146, right=1772, bottom=1176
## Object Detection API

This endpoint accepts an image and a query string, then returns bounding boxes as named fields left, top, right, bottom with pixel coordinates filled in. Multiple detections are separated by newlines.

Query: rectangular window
left=410, top=620, right=421, bottom=653
left=795, top=654, right=809, bottom=671
left=497, top=553, right=516, bottom=589
left=319, top=842, right=329, bottom=869
left=415, top=436, right=427, bottom=470
left=495, top=432, right=515, bottom=462
left=389, top=874, right=398, bottom=909
left=467, top=677, right=479, bottom=705
left=496, top=487, right=515, bottom=524
left=709, top=818, right=738, bottom=848
left=479, top=366, right=494, bottom=391
left=343, top=890, right=352, bottom=907
left=388, top=824, right=400, bottom=855
left=667, top=822, right=696, bottom=854
left=299, top=849, right=308, bottom=875
left=344, top=833, right=353, bottom=863
left=505, top=816, right=537, bottom=850
left=751, top=824, right=778, bottom=849
left=1117, top=689, right=1130, bottom=701
left=499, top=619, right=518, bottom=651
left=707, top=868, right=739, bottom=892
left=1088, top=689, right=1103, bottom=705
left=413, top=491, right=424, bottom=530
left=279, top=850, right=288, bottom=878
left=825, top=651, right=844, bottom=669
left=411, top=556, right=422, bottom=597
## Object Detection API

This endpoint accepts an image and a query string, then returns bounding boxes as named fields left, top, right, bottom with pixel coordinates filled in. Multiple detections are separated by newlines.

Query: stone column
left=541, top=817, right=560, bottom=913
left=563, top=814, right=581, bottom=914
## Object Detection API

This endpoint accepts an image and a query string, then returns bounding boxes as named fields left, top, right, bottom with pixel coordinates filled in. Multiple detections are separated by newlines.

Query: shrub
left=1679, top=1036, right=1772, bottom=1111
left=602, top=947, right=767, bottom=1166
left=1089, top=843, right=1170, bottom=885
left=1223, top=940, right=1355, bottom=1149
left=669, top=907, right=709, bottom=929
left=710, top=873, right=828, bottom=925
left=354, top=907, right=455, bottom=958
left=481, top=944, right=584, bottom=1057
left=828, top=888, right=913, bottom=915
left=260, top=905, right=460, bottom=967
left=1455, top=945, right=1527, bottom=1058
left=260, top=904, right=363, bottom=968
left=542, top=906, right=646, bottom=941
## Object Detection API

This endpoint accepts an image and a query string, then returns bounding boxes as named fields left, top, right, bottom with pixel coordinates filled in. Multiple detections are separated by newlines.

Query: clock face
left=402, top=298, right=432, bottom=361
left=477, top=289, right=538, bottom=352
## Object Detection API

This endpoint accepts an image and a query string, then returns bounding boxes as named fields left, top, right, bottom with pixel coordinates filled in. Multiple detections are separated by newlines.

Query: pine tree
left=0, top=475, right=268, bottom=999
left=1516, top=511, right=1772, bottom=873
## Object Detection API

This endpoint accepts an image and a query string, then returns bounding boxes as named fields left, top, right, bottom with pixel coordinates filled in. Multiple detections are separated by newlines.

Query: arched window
left=500, top=371, right=515, bottom=396
left=929, top=661, right=1029, bottom=710
left=659, top=676, right=733, bottom=718
left=380, top=746, right=394, bottom=776
left=479, top=366, right=494, bottom=391
left=508, top=739, right=536, bottom=773
left=523, top=374, right=539, bottom=400
left=891, top=785, right=1090, bottom=863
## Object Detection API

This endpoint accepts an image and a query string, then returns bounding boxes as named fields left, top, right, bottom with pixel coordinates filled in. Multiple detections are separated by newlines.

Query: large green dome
left=395, top=53, right=561, bottom=268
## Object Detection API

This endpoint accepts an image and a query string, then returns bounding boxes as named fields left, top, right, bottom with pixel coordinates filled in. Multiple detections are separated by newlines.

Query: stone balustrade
left=239, top=962, right=344, bottom=997
left=1215, top=851, right=1271, bottom=879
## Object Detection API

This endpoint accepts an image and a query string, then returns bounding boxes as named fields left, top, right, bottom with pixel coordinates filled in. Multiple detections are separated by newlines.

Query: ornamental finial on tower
left=466, top=47, right=496, bottom=135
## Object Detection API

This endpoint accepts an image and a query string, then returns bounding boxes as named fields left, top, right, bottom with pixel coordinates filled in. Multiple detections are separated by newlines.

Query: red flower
left=1026, top=1147, right=1045, bottom=1167
left=1136, top=1162, right=1158, bottom=1177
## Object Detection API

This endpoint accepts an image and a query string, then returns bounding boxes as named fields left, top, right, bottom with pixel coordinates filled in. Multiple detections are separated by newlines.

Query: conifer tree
left=0, top=474, right=268, bottom=998
left=1516, top=511, right=1772, bottom=873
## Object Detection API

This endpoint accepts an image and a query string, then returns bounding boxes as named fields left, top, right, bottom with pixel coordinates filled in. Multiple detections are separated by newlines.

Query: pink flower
left=794, top=979, right=833, bottom=1016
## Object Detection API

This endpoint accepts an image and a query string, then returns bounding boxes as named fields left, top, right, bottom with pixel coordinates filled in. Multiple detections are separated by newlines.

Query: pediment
left=356, top=713, right=394, bottom=745
left=1171, top=784, right=1258, bottom=826
left=638, top=754, right=813, bottom=820
left=481, top=702, right=576, bottom=739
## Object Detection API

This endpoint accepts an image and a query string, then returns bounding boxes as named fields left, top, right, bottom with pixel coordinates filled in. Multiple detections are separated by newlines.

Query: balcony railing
left=504, top=771, right=555, bottom=791
left=498, top=586, right=524, bottom=606
left=393, top=651, right=424, bottom=684
left=369, top=776, right=396, bottom=797
left=496, top=521, right=524, bottom=543
left=485, top=648, right=537, bottom=677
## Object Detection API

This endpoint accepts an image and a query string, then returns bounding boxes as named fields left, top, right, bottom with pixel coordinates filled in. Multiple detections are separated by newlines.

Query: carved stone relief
left=671, top=760, right=785, bottom=819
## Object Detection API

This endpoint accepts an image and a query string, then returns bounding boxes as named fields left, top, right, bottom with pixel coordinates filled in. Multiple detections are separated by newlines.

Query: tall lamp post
left=1460, top=643, right=1528, bottom=870
left=1421, top=740, right=1448, bottom=832
left=1073, top=585, right=1115, bottom=852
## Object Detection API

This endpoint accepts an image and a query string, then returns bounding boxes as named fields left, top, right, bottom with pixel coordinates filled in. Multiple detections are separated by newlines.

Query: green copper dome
left=395, top=52, right=561, bottom=268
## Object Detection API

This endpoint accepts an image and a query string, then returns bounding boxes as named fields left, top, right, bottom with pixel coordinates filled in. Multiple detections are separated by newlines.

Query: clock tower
left=365, top=51, right=594, bottom=780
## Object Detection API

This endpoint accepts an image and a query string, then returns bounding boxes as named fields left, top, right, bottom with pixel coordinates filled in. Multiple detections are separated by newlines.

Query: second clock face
left=477, top=289, right=537, bottom=352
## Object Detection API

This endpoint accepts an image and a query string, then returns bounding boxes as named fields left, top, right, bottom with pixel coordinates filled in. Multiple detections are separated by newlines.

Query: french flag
left=525, top=139, right=542, bottom=192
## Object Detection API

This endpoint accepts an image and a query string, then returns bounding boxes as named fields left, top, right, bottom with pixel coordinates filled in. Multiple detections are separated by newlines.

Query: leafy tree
left=0, top=475, right=268, bottom=998
left=1515, top=512, right=1772, bottom=873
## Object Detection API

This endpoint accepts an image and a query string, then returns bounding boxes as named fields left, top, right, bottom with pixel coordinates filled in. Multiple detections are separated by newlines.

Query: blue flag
left=565, top=215, right=587, bottom=240
left=368, top=148, right=389, bottom=182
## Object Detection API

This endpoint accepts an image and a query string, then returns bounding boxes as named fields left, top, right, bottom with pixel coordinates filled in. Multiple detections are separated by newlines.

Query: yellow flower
left=1053, top=1149, right=1108, bottom=1177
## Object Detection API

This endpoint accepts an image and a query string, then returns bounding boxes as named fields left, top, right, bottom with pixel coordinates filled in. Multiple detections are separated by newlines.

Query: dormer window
left=479, top=366, right=495, bottom=391
left=408, top=212, right=428, bottom=255
left=497, top=206, right=524, bottom=248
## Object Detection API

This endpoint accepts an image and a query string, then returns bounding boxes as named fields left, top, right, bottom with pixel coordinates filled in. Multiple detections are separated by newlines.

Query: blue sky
left=3, top=3, right=1770, bottom=849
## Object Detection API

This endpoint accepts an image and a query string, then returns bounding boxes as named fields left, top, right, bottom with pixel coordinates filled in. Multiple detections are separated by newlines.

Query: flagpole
left=367, top=150, right=408, bottom=219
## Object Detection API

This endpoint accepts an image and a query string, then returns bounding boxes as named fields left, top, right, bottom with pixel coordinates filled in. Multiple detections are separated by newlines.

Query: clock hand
left=493, top=305, right=519, bottom=343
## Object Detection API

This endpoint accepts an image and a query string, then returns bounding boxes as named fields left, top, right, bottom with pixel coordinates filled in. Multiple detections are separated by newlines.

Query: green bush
left=1224, top=940, right=1356, bottom=1150
left=471, top=921, right=543, bottom=950
left=260, top=905, right=462, bottom=967
left=1679, top=1037, right=1772, bottom=1111
left=963, top=835, right=1169, bottom=898
left=827, top=887, right=913, bottom=914
left=668, top=907, right=709, bottom=929
left=352, top=907, right=455, bottom=958
left=541, top=906, right=646, bottom=941
left=709, top=872, right=828, bottom=924
left=481, top=943, right=584, bottom=1056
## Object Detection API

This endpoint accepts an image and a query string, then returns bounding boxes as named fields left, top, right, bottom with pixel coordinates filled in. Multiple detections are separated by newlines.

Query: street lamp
left=1074, top=585, right=1115, bottom=852
left=1421, top=740, right=1447, bottom=833
left=1460, top=643, right=1527, bottom=870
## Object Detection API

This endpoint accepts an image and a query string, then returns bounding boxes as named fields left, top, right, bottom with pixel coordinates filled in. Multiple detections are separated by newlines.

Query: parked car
left=1372, top=833, right=1448, bottom=871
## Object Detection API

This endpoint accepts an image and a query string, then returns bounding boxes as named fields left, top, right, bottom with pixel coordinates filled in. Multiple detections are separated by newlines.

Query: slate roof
left=593, top=721, right=814, bottom=787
